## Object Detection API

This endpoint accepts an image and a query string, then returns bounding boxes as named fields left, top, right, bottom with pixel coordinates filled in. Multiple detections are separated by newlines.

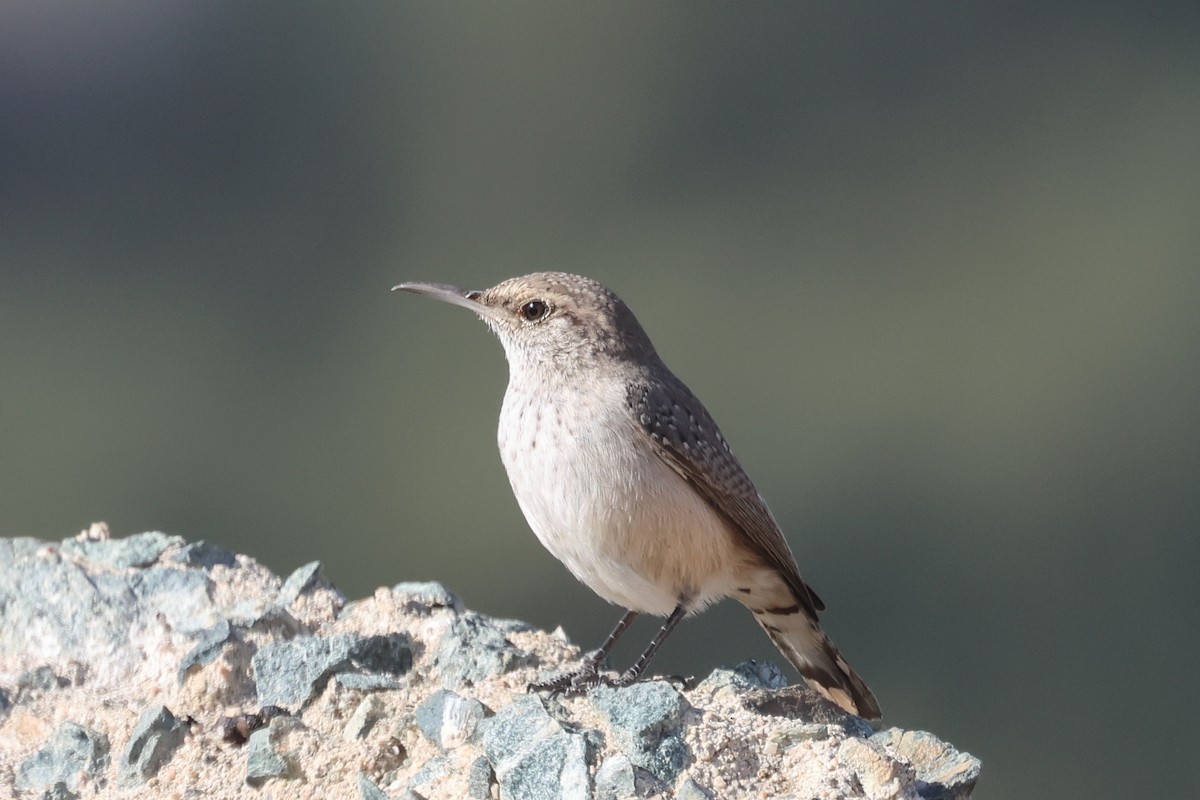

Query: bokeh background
left=3, top=3, right=1197, bottom=797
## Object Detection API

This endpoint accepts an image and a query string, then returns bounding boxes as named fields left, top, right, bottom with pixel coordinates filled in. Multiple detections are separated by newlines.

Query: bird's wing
left=627, top=376, right=825, bottom=617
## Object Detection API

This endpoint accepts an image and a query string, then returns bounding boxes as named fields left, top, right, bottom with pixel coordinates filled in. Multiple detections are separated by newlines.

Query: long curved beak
left=392, top=282, right=501, bottom=321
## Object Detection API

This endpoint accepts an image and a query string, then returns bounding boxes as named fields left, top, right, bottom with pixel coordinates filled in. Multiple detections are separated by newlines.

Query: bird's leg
left=581, top=609, right=639, bottom=674
left=609, top=601, right=688, bottom=687
left=529, top=609, right=638, bottom=693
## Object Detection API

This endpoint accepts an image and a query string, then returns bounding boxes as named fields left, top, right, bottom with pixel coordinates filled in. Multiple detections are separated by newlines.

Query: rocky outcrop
left=0, top=524, right=980, bottom=799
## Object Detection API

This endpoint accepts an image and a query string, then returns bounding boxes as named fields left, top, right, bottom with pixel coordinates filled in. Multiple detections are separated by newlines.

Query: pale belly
left=498, top=387, right=747, bottom=616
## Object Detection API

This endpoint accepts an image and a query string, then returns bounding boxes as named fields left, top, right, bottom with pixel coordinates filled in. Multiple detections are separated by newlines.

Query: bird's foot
left=662, top=673, right=695, bottom=691
left=534, top=668, right=655, bottom=693
left=530, top=663, right=693, bottom=695
left=605, top=668, right=640, bottom=688
left=528, top=662, right=605, bottom=695
left=599, top=670, right=691, bottom=689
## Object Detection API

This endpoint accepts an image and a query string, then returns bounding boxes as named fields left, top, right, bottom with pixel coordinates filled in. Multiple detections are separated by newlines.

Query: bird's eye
left=519, top=300, right=550, bottom=322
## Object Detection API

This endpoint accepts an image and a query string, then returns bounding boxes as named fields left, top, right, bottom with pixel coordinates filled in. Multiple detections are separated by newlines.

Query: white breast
left=497, top=378, right=745, bottom=616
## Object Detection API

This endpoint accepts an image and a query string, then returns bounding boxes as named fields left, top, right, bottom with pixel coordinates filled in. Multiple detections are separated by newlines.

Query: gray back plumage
left=626, top=372, right=825, bottom=619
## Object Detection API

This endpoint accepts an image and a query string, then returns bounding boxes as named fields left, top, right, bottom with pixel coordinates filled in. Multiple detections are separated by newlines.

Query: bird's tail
left=752, top=607, right=882, bottom=719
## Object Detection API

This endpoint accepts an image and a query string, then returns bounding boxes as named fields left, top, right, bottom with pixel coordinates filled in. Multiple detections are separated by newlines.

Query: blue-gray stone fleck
left=232, top=600, right=303, bottom=636
left=478, top=696, right=592, bottom=800
left=253, top=633, right=413, bottom=708
left=390, top=581, right=463, bottom=614
left=16, top=722, right=110, bottom=793
left=594, top=754, right=636, bottom=800
left=61, top=531, right=182, bottom=568
left=171, top=540, right=237, bottom=568
left=436, top=612, right=532, bottom=688
left=39, top=782, right=80, bottom=800
left=350, top=632, right=414, bottom=674
left=416, top=689, right=454, bottom=745
left=476, top=696, right=556, bottom=763
left=696, top=660, right=788, bottom=694
left=337, top=673, right=407, bottom=692
left=177, top=618, right=233, bottom=683
left=245, top=725, right=290, bottom=786
left=252, top=635, right=352, bottom=707
left=466, top=755, right=493, bottom=799
left=506, top=735, right=587, bottom=800
left=591, top=681, right=690, bottom=784
left=676, top=776, right=714, bottom=800
left=118, top=704, right=186, bottom=787
left=277, top=560, right=326, bottom=607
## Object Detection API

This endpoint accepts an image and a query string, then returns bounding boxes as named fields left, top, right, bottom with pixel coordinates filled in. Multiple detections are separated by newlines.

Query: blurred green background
left=2, top=3, right=1197, bottom=797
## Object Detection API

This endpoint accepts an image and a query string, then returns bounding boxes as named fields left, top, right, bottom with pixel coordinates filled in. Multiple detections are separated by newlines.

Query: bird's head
left=394, top=272, right=659, bottom=371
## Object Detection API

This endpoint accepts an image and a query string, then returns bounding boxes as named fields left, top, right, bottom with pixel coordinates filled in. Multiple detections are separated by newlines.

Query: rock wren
left=394, top=272, right=881, bottom=719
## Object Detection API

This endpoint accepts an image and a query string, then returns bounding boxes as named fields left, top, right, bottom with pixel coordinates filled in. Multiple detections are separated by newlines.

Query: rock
left=358, top=772, right=392, bottom=800
left=0, top=536, right=45, bottom=562
left=594, top=753, right=636, bottom=800
left=273, top=560, right=346, bottom=627
left=0, top=529, right=981, bottom=799
left=252, top=632, right=413, bottom=708
left=770, top=721, right=839, bottom=746
left=695, top=659, right=789, bottom=694
left=466, top=755, right=493, bottom=799
left=591, top=681, right=690, bottom=783
left=171, top=540, right=238, bottom=568
left=390, top=581, right=464, bottom=614
left=406, top=753, right=449, bottom=795
left=348, top=632, right=416, bottom=675
left=435, top=612, right=532, bottom=688
left=61, top=530, right=183, bottom=568
left=744, top=683, right=876, bottom=738
left=38, top=782, right=80, bottom=800
left=245, top=723, right=290, bottom=786
left=177, top=617, right=233, bottom=682
left=872, top=729, right=982, bottom=800
left=344, top=695, right=385, bottom=740
left=0, top=539, right=225, bottom=691
left=245, top=715, right=316, bottom=787
left=676, top=776, right=714, bottom=800
left=836, top=737, right=916, bottom=799
left=337, top=672, right=408, bottom=692
left=277, top=560, right=326, bottom=605
left=118, top=704, right=187, bottom=787
left=415, top=689, right=486, bottom=750
left=477, top=695, right=592, bottom=800
left=227, top=599, right=297, bottom=633
left=16, top=721, right=110, bottom=793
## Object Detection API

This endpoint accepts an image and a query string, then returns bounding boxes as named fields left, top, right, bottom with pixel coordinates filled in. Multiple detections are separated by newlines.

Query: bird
left=393, top=272, right=881, bottom=719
